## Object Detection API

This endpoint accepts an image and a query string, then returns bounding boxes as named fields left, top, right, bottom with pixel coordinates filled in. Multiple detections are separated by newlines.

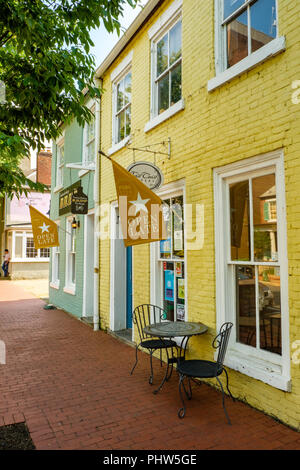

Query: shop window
left=157, top=195, right=185, bottom=321
left=214, top=151, right=290, bottom=391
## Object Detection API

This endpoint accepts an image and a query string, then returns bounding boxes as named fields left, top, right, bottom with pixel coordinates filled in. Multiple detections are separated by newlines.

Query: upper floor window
left=83, top=102, right=96, bottom=166
left=56, top=140, right=64, bottom=188
left=113, top=70, right=132, bottom=145
left=222, top=0, right=277, bottom=68
left=152, top=18, right=182, bottom=117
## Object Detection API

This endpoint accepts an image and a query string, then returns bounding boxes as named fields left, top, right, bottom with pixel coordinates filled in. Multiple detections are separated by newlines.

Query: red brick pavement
left=0, top=282, right=299, bottom=450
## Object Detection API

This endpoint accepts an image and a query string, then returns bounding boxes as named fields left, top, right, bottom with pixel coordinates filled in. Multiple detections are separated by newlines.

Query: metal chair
left=130, top=304, right=177, bottom=385
left=177, top=322, right=234, bottom=424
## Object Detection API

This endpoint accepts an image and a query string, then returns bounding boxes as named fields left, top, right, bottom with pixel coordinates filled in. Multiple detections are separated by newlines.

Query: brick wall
left=37, top=151, right=52, bottom=186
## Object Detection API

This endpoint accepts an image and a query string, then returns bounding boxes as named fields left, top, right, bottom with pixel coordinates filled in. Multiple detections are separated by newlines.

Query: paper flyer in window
left=164, top=270, right=174, bottom=302
left=177, top=304, right=185, bottom=321
left=174, top=230, right=183, bottom=251
left=176, top=262, right=182, bottom=277
left=178, top=278, right=185, bottom=300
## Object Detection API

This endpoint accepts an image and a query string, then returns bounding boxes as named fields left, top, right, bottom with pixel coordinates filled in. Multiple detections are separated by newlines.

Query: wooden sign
left=71, top=186, right=88, bottom=215
left=59, top=181, right=81, bottom=216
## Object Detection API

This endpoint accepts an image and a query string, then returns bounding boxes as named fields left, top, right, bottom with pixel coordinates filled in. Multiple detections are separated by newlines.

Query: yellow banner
left=110, top=158, right=167, bottom=247
left=29, top=206, right=59, bottom=249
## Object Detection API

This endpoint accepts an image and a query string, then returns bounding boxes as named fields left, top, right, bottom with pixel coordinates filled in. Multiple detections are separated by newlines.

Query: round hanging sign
left=127, top=161, right=164, bottom=191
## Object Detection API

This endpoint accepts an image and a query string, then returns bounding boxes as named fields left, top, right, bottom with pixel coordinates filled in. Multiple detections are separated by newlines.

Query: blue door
left=126, top=246, right=133, bottom=329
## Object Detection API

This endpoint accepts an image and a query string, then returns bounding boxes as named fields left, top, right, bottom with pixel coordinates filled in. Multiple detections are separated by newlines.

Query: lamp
left=72, top=217, right=80, bottom=229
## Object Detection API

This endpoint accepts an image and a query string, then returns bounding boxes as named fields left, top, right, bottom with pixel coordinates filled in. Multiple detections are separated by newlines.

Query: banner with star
left=29, top=205, right=59, bottom=249
left=109, top=157, right=167, bottom=247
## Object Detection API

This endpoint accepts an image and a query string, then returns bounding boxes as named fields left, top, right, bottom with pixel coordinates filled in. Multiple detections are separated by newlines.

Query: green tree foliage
left=0, top=0, right=138, bottom=197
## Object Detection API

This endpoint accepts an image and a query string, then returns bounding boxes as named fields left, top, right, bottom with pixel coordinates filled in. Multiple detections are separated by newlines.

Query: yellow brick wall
left=99, top=0, right=300, bottom=429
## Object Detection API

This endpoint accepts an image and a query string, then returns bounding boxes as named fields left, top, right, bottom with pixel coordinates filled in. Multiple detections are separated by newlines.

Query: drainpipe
left=93, top=78, right=101, bottom=331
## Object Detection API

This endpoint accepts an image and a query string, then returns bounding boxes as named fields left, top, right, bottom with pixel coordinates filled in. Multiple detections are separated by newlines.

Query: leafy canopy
left=0, top=0, right=139, bottom=197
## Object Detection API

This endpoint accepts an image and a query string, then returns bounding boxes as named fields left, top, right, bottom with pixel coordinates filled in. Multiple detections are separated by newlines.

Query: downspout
left=93, top=78, right=102, bottom=331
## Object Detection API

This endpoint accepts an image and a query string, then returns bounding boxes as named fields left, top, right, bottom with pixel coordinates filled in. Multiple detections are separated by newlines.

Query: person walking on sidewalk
left=2, top=249, right=10, bottom=277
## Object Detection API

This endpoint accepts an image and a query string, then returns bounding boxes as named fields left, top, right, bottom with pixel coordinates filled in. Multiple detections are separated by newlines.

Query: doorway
left=110, top=205, right=133, bottom=341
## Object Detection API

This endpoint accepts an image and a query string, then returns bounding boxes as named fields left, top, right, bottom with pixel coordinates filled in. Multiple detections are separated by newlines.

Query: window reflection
left=251, top=0, right=277, bottom=53
left=236, top=265, right=256, bottom=348
left=230, top=180, right=250, bottom=261
left=252, top=174, right=278, bottom=262
left=227, top=10, right=248, bottom=67
left=259, top=266, right=281, bottom=355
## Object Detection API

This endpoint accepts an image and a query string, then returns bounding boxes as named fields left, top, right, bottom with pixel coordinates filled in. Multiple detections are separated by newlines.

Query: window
left=152, top=18, right=182, bottom=117
left=10, top=231, right=50, bottom=261
left=208, top=0, right=284, bottom=91
left=56, top=141, right=64, bottom=188
left=113, top=71, right=132, bottom=145
left=214, top=151, right=290, bottom=391
left=65, top=218, right=76, bottom=291
left=223, top=0, right=277, bottom=67
left=83, top=103, right=96, bottom=165
left=153, top=194, right=185, bottom=322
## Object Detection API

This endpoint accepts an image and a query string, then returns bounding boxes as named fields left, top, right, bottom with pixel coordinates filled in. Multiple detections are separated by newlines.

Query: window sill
left=53, top=185, right=63, bottom=193
left=223, top=348, right=291, bottom=392
left=108, top=136, right=131, bottom=156
left=50, top=281, right=60, bottom=290
left=63, top=286, right=76, bottom=296
left=144, top=99, right=185, bottom=133
left=11, top=258, right=49, bottom=263
left=78, top=165, right=95, bottom=177
left=208, top=36, right=286, bottom=92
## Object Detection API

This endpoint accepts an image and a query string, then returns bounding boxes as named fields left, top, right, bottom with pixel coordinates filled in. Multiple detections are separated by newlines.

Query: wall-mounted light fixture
left=71, top=217, right=80, bottom=230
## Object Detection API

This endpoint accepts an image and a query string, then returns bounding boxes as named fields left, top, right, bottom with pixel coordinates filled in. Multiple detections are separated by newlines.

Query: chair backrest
left=213, top=322, right=233, bottom=367
left=132, top=304, right=167, bottom=342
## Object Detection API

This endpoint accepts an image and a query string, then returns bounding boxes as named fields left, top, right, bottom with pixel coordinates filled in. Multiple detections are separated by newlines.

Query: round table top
left=143, top=321, right=208, bottom=338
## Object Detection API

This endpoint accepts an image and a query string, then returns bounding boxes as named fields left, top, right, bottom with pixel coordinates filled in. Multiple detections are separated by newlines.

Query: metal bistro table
left=143, top=321, right=208, bottom=394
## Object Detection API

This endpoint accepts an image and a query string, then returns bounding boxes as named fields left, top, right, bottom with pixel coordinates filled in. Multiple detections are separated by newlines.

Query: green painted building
left=49, top=97, right=99, bottom=328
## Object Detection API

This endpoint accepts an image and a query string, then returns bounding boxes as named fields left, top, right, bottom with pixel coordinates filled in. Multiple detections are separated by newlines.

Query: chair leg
left=131, top=344, right=139, bottom=375
left=216, top=377, right=231, bottom=425
left=149, top=351, right=154, bottom=385
left=182, top=377, right=192, bottom=400
left=178, top=374, right=186, bottom=419
left=223, top=367, right=235, bottom=402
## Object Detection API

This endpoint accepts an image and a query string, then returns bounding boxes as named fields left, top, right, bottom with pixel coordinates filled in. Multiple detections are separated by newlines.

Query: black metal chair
left=130, top=304, right=177, bottom=385
left=177, top=322, right=234, bottom=424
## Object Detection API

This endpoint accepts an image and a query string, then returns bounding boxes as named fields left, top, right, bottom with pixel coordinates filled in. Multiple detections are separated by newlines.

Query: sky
left=90, top=1, right=149, bottom=68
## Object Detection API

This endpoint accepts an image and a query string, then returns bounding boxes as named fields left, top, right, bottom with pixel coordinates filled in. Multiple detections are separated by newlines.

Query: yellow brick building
left=95, top=0, right=300, bottom=429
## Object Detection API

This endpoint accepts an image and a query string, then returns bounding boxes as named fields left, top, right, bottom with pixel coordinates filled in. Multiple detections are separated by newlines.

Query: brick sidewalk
left=0, top=282, right=299, bottom=450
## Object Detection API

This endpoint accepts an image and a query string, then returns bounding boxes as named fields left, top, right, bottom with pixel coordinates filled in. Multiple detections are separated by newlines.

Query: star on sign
left=39, top=222, right=50, bottom=233
left=129, top=193, right=150, bottom=215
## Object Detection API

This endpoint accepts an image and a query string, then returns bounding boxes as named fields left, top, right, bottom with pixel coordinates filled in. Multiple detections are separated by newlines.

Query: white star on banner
left=39, top=222, right=50, bottom=233
left=129, top=193, right=150, bottom=215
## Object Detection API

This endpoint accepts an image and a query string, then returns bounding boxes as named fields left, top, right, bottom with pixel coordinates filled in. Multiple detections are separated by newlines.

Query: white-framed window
left=208, top=0, right=285, bottom=91
left=65, top=218, right=76, bottom=293
left=51, top=220, right=60, bottom=287
left=151, top=184, right=186, bottom=322
left=9, top=231, right=50, bottom=261
left=83, top=101, right=96, bottom=166
left=214, top=150, right=290, bottom=391
left=150, top=14, right=182, bottom=118
left=113, top=70, right=132, bottom=145
left=56, top=138, right=64, bottom=189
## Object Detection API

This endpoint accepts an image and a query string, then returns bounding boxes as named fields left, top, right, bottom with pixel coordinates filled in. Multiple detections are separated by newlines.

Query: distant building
left=0, top=149, right=52, bottom=279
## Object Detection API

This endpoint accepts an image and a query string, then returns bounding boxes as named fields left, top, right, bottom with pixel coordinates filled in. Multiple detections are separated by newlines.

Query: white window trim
left=55, top=134, right=65, bottom=192
left=51, top=220, right=60, bottom=289
left=109, top=51, right=133, bottom=152
left=150, top=179, right=187, bottom=346
left=145, top=99, right=185, bottom=133
left=64, top=217, right=76, bottom=294
left=148, top=4, right=183, bottom=127
left=82, top=98, right=96, bottom=171
left=214, top=149, right=291, bottom=392
left=208, top=0, right=285, bottom=92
